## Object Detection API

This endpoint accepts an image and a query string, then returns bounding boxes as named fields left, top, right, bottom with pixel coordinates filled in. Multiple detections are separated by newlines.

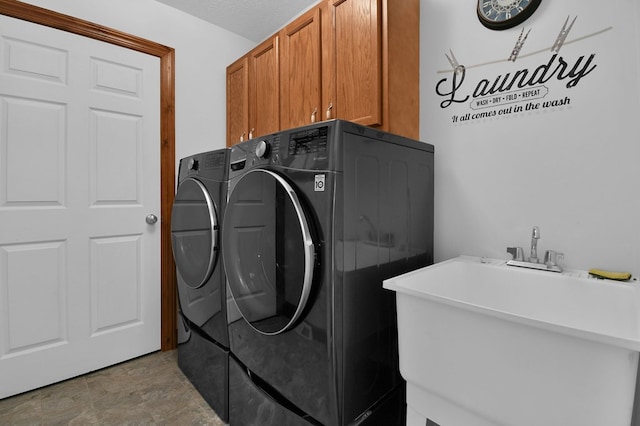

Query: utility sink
left=383, top=256, right=640, bottom=426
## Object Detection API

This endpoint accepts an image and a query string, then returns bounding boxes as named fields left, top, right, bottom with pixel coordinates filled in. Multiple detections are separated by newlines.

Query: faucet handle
left=507, top=246, right=525, bottom=261
left=544, top=250, right=564, bottom=267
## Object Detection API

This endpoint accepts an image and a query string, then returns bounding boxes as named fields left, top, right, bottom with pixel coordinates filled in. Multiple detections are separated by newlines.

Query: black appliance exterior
left=177, top=315, right=229, bottom=421
left=171, top=148, right=230, bottom=422
left=223, top=120, right=434, bottom=425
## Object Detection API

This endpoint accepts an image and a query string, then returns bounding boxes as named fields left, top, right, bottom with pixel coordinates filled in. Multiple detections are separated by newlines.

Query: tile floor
left=0, top=350, right=225, bottom=425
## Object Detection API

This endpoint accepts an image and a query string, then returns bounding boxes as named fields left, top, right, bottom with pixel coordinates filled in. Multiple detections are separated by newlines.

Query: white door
left=0, top=15, right=161, bottom=398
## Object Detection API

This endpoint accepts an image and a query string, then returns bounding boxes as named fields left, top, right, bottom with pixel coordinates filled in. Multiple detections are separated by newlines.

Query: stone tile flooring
left=0, top=350, right=225, bottom=425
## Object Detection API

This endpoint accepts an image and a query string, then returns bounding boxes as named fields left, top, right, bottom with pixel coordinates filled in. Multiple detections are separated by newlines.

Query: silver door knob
left=146, top=214, right=158, bottom=225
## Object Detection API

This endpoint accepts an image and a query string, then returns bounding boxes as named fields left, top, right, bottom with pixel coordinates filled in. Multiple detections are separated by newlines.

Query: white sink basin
left=384, top=256, right=640, bottom=426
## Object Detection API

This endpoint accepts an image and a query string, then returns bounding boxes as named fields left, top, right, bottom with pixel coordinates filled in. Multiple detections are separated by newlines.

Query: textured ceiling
left=154, top=0, right=317, bottom=42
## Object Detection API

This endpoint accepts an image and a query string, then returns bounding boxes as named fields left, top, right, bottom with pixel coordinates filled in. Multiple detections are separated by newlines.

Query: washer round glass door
left=171, top=177, right=219, bottom=289
left=223, top=169, right=315, bottom=335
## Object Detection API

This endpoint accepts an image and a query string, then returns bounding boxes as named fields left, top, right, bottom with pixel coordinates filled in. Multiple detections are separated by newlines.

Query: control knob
left=188, top=158, right=199, bottom=171
left=255, top=140, right=270, bottom=158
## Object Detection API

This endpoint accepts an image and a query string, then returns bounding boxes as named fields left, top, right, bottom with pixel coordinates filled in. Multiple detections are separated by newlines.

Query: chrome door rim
left=171, top=177, right=219, bottom=289
left=225, top=168, right=315, bottom=335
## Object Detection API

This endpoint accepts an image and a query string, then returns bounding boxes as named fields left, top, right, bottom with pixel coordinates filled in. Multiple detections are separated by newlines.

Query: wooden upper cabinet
left=249, top=35, right=280, bottom=140
left=328, top=0, right=382, bottom=127
left=382, top=0, right=419, bottom=139
left=226, top=56, right=248, bottom=147
left=326, top=0, right=419, bottom=139
left=226, top=36, right=280, bottom=146
left=226, top=0, right=419, bottom=142
left=280, top=6, right=323, bottom=130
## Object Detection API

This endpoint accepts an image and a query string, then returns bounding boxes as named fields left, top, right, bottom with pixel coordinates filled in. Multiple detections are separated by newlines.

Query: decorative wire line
left=437, top=26, right=613, bottom=74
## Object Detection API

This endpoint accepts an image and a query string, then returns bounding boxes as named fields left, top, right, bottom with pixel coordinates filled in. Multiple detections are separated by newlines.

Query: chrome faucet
left=529, top=226, right=540, bottom=263
left=507, top=226, right=563, bottom=273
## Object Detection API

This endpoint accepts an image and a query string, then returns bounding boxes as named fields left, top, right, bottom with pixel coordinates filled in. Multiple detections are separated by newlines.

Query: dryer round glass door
left=171, top=177, right=219, bottom=288
left=222, top=169, right=315, bottom=335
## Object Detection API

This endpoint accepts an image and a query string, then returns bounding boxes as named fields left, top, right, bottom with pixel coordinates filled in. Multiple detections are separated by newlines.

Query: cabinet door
left=227, top=56, right=249, bottom=146
left=249, top=36, right=280, bottom=139
left=280, top=7, right=322, bottom=130
left=330, top=0, right=382, bottom=126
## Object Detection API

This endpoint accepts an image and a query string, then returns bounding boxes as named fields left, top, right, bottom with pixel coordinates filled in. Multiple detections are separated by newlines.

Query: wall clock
left=477, top=0, right=542, bottom=30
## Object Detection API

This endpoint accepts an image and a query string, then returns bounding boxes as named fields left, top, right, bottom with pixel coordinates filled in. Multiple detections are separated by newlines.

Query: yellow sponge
left=588, top=268, right=632, bottom=281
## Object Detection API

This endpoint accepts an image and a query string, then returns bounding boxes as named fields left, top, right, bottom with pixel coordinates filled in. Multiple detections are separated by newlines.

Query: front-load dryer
left=223, top=120, right=434, bottom=425
left=171, top=148, right=230, bottom=422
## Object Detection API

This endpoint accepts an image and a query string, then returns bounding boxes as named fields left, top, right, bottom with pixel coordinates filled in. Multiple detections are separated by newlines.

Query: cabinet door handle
left=240, top=132, right=245, bottom=142
left=310, top=108, right=318, bottom=123
left=326, top=103, right=333, bottom=120
left=249, top=128, right=254, bottom=139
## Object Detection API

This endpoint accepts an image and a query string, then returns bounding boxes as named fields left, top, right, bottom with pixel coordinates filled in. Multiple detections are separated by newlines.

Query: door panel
left=171, top=176, right=224, bottom=332
left=223, top=169, right=315, bottom=335
left=90, top=110, right=141, bottom=203
left=0, top=14, right=160, bottom=398
left=171, top=178, right=217, bottom=289
left=2, top=97, right=66, bottom=207
left=280, top=7, right=322, bottom=129
left=90, top=235, right=141, bottom=333
left=332, top=0, right=382, bottom=125
left=2, top=241, right=66, bottom=351
left=249, top=36, right=279, bottom=139
left=225, top=171, right=278, bottom=325
left=226, top=57, right=248, bottom=146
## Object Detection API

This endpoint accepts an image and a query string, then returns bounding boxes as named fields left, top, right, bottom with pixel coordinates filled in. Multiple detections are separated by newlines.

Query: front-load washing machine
left=171, top=148, right=230, bottom=422
left=222, top=120, right=434, bottom=425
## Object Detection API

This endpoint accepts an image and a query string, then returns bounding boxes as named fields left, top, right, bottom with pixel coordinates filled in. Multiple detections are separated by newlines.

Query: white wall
left=421, top=0, right=640, bottom=277
left=19, top=0, right=254, bottom=172
left=17, top=0, right=639, bottom=276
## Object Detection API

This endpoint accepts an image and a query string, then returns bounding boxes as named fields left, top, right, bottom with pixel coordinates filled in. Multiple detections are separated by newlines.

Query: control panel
left=288, top=126, right=328, bottom=156
left=181, top=150, right=228, bottom=180
left=229, top=123, right=332, bottom=174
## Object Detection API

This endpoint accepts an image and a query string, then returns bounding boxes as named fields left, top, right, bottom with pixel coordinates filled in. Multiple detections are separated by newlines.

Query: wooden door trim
left=0, top=0, right=177, bottom=351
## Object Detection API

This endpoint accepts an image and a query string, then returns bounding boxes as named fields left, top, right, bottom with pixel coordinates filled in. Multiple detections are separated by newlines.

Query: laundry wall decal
left=435, top=15, right=611, bottom=124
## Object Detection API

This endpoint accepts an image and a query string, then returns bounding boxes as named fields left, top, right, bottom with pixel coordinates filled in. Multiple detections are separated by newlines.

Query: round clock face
left=477, top=0, right=542, bottom=30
